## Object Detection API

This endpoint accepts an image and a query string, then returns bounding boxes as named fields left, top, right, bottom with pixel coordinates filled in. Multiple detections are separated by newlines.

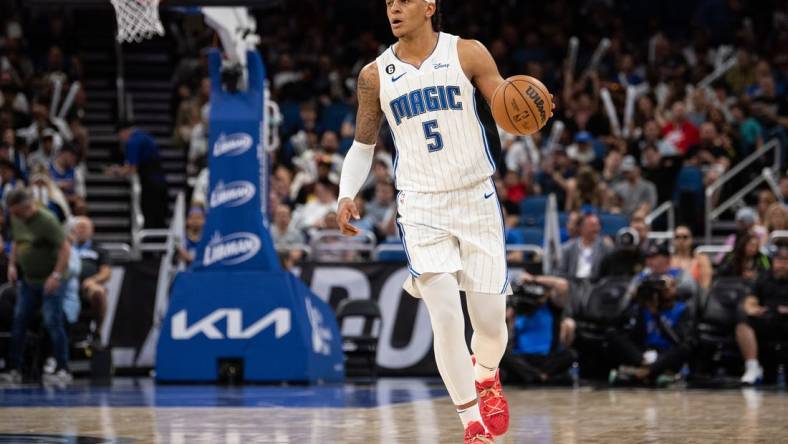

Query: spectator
left=177, top=206, right=205, bottom=265
left=29, top=168, right=70, bottom=223
left=558, top=213, right=612, bottom=281
left=607, top=275, right=694, bottom=385
left=360, top=157, right=393, bottom=200
left=271, top=204, right=306, bottom=251
left=764, top=203, right=787, bottom=235
left=500, top=272, right=577, bottom=385
left=755, top=190, right=777, bottom=232
left=0, top=188, right=72, bottom=384
left=719, top=207, right=767, bottom=262
left=640, top=144, right=681, bottom=205
left=612, top=155, right=657, bottom=217
left=71, top=216, right=111, bottom=337
left=533, top=147, right=575, bottom=210
left=779, top=176, right=788, bottom=205
left=362, top=180, right=395, bottom=229
left=735, top=243, right=788, bottom=385
left=107, top=120, right=169, bottom=228
left=27, top=127, right=60, bottom=169
left=633, top=240, right=698, bottom=301
left=718, top=232, right=771, bottom=283
left=566, top=131, right=598, bottom=168
left=291, top=179, right=338, bottom=232
left=49, top=144, right=85, bottom=202
left=670, top=225, right=712, bottom=289
left=661, top=101, right=699, bottom=156
left=0, top=158, right=21, bottom=204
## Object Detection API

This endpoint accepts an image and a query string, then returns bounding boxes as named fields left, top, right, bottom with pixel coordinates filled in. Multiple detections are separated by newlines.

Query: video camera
left=510, top=281, right=549, bottom=316
left=635, top=276, right=673, bottom=310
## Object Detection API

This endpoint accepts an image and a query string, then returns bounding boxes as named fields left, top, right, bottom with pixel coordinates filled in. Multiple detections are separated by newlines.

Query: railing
left=645, top=200, right=675, bottom=232
left=308, top=230, right=377, bottom=261
left=705, top=138, right=782, bottom=243
left=694, top=244, right=732, bottom=259
left=769, top=230, right=788, bottom=246
left=100, top=242, right=133, bottom=262
left=129, top=173, right=145, bottom=255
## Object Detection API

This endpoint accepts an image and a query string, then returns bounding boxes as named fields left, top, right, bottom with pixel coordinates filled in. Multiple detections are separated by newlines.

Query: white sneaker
left=741, top=364, right=763, bottom=385
left=43, top=369, right=73, bottom=385
left=43, top=357, right=57, bottom=375
left=0, top=369, right=22, bottom=384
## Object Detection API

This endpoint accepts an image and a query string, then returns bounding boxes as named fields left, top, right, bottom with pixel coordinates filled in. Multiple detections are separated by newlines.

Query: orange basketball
left=491, top=75, right=553, bottom=135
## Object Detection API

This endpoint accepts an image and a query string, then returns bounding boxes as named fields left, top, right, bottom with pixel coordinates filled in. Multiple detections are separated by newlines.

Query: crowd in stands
left=0, top=12, right=113, bottom=384
left=163, top=0, right=788, bottom=266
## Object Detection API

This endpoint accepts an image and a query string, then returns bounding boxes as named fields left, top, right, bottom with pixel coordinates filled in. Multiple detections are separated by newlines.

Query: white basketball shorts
left=396, top=178, right=511, bottom=295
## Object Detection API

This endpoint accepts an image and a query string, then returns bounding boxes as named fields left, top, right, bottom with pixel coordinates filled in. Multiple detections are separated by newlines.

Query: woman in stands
left=717, top=232, right=771, bottom=282
left=670, top=225, right=712, bottom=289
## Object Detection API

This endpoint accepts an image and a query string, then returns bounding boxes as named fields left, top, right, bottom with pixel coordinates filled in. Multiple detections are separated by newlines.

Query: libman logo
left=209, top=180, right=255, bottom=208
left=213, top=132, right=253, bottom=157
left=203, top=232, right=261, bottom=266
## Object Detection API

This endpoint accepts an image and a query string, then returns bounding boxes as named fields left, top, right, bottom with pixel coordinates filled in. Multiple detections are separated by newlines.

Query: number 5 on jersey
left=422, top=120, right=443, bottom=152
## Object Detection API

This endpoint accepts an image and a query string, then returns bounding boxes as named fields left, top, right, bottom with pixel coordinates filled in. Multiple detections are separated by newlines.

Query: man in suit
left=558, top=213, right=613, bottom=281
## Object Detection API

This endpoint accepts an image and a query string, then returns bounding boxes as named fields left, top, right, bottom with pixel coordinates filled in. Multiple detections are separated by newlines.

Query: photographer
left=599, top=228, right=646, bottom=278
left=500, top=272, right=578, bottom=385
left=736, top=243, right=788, bottom=385
left=607, top=275, right=694, bottom=385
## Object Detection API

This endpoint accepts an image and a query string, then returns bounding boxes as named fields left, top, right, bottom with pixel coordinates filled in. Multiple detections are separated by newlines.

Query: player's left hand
left=548, top=94, right=556, bottom=118
left=337, top=197, right=361, bottom=237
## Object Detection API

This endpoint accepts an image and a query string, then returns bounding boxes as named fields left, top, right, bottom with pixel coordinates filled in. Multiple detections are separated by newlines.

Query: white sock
left=745, top=359, right=760, bottom=370
left=457, top=403, right=484, bottom=428
left=474, top=359, right=497, bottom=382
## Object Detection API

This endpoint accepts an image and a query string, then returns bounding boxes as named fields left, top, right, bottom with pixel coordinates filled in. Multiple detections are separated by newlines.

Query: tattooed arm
left=337, top=63, right=384, bottom=236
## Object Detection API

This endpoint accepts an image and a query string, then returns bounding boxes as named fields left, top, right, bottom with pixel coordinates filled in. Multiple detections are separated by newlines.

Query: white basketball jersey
left=376, top=32, right=497, bottom=193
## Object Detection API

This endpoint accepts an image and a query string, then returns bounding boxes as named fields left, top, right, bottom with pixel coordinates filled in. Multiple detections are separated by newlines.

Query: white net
left=110, top=0, right=165, bottom=43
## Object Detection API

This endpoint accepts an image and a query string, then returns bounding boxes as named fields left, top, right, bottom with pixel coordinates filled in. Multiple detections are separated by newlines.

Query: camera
left=636, top=276, right=671, bottom=309
left=510, top=281, right=548, bottom=315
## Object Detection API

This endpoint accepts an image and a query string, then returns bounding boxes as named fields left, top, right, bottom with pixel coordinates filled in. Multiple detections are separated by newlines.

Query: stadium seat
left=598, top=213, right=629, bottom=238
left=534, top=211, right=568, bottom=229
left=336, top=298, right=382, bottom=378
left=376, top=240, right=408, bottom=262
left=571, top=276, right=632, bottom=379
left=519, top=196, right=548, bottom=226
left=692, top=278, right=749, bottom=379
left=506, top=227, right=544, bottom=246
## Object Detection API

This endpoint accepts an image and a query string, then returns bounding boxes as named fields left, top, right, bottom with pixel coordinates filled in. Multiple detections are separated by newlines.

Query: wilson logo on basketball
left=203, top=232, right=261, bottom=266
left=213, top=132, right=253, bottom=157
left=209, top=181, right=256, bottom=208
left=525, top=86, right=546, bottom=122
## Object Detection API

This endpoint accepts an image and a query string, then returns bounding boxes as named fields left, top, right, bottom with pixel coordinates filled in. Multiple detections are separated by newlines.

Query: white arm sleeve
left=338, top=140, right=376, bottom=201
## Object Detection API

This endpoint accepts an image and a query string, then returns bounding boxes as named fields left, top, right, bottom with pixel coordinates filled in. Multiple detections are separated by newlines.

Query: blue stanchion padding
left=156, top=271, right=344, bottom=383
left=191, top=49, right=280, bottom=272
left=156, top=49, right=345, bottom=383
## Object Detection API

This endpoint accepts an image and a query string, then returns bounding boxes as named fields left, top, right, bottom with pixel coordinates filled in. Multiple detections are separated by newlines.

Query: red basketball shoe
left=464, top=420, right=495, bottom=444
left=472, top=356, right=510, bottom=436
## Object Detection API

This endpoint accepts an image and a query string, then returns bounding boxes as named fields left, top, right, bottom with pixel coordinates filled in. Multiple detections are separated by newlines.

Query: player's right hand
left=337, top=197, right=361, bottom=237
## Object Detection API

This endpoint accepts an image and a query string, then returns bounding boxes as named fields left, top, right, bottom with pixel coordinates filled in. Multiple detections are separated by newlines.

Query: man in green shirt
left=0, top=187, right=72, bottom=384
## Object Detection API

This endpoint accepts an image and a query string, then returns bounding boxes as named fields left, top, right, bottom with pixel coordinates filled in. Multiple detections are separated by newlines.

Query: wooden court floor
left=0, top=378, right=786, bottom=443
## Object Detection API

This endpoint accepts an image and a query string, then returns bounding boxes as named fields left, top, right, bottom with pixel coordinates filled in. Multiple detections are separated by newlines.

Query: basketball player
left=337, top=1, right=553, bottom=442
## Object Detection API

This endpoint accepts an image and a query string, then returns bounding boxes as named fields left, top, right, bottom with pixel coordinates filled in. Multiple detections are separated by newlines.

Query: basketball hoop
left=110, top=0, right=165, bottom=43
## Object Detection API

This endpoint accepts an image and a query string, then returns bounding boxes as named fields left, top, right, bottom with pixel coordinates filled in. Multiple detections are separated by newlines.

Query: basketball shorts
left=396, top=178, right=511, bottom=295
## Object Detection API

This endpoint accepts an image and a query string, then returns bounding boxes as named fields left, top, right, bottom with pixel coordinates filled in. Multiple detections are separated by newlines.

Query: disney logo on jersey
left=203, top=231, right=261, bottom=266
left=389, top=85, right=463, bottom=125
left=432, top=62, right=450, bottom=69
left=209, top=180, right=256, bottom=209
left=213, top=132, right=253, bottom=157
